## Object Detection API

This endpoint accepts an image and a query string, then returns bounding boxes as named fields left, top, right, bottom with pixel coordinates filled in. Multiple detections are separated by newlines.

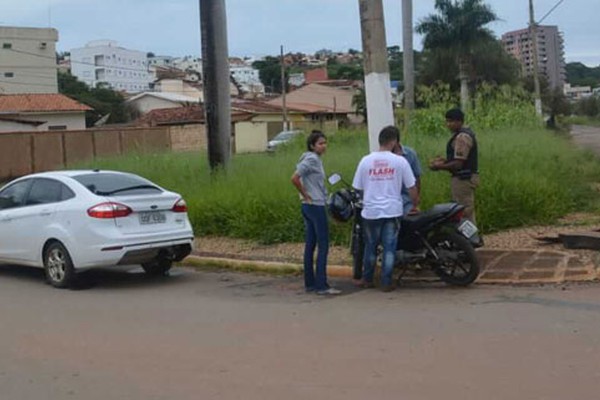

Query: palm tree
left=416, top=0, right=498, bottom=110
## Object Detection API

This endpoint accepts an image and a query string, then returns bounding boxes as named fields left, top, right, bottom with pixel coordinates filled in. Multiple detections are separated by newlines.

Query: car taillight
left=87, top=202, right=132, bottom=219
left=172, top=198, right=188, bottom=213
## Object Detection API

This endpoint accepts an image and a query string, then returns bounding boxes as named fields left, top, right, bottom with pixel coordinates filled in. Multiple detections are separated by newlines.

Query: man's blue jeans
left=301, top=204, right=329, bottom=291
left=362, top=217, right=400, bottom=287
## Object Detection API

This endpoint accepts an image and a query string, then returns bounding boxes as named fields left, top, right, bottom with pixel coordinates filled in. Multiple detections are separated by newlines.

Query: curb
left=182, top=251, right=600, bottom=286
left=182, top=255, right=352, bottom=277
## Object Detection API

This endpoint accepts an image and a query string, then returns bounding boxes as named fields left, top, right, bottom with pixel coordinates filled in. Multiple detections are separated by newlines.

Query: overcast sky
left=3, top=0, right=598, bottom=66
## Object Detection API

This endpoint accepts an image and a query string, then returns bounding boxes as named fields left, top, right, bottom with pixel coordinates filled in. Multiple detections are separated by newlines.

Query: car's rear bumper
left=72, top=233, right=194, bottom=269
left=116, top=242, right=192, bottom=265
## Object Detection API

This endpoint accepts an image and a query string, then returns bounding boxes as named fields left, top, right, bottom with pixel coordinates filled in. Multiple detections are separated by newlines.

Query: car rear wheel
left=44, top=242, right=75, bottom=288
left=141, top=257, right=172, bottom=276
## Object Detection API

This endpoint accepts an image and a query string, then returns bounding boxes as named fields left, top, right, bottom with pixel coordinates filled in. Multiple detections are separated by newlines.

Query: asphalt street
left=1, top=265, right=599, bottom=400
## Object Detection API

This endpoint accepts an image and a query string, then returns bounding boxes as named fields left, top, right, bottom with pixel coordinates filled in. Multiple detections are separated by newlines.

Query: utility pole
left=200, top=0, right=231, bottom=170
left=280, top=45, right=289, bottom=131
left=528, top=0, right=543, bottom=116
left=402, top=0, right=414, bottom=111
left=358, top=0, right=395, bottom=152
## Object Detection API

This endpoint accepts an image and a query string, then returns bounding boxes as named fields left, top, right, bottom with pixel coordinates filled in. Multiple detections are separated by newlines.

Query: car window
left=274, top=131, right=300, bottom=141
left=72, top=172, right=162, bottom=196
left=0, top=180, right=32, bottom=210
left=26, top=178, right=70, bottom=205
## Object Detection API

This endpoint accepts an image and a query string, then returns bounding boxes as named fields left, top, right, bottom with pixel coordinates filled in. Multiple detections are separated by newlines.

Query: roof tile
left=0, top=94, right=92, bottom=113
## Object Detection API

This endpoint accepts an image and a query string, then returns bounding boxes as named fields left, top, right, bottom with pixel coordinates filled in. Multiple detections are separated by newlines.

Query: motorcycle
left=327, top=173, right=480, bottom=286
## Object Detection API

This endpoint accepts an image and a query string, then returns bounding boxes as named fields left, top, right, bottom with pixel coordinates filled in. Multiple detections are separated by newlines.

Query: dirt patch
left=194, top=213, right=600, bottom=267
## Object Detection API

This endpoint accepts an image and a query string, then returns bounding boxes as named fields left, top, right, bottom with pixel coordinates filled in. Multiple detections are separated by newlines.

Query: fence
left=0, top=124, right=207, bottom=181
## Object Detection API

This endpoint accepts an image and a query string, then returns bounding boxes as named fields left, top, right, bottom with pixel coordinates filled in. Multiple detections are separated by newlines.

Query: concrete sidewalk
left=184, top=248, right=600, bottom=285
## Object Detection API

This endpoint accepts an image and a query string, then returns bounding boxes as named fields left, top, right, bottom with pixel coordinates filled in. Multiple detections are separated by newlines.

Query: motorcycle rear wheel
left=428, top=231, right=480, bottom=286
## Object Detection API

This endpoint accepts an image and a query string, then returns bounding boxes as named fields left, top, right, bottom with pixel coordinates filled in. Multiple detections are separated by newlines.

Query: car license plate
left=458, top=220, right=478, bottom=238
left=139, top=211, right=166, bottom=225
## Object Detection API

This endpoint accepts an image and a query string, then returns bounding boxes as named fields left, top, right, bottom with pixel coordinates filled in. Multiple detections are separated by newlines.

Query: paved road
left=571, top=124, right=600, bottom=156
left=1, top=265, right=600, bottom=400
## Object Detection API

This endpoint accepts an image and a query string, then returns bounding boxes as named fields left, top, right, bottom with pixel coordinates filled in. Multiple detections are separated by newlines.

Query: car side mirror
left=328, top=173, right=341, bottom=185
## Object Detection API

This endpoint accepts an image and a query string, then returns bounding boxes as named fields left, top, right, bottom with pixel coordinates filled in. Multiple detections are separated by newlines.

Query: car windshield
left=73, top=173, right=162, bottom=196
left=273, top=131, right=300, bottom=141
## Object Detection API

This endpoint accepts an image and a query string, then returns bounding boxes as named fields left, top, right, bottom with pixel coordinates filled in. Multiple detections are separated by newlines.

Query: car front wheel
left=44, top=242, right=75, bottom=288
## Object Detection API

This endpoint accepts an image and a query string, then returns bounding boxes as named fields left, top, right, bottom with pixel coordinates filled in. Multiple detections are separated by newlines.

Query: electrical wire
left=4, top=47, right=154, bottom=74
left=538, top=0, right=565, bottom=24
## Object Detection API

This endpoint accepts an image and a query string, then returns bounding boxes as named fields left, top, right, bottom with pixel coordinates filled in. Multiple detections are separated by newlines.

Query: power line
left=538, top=0, right=565, bottom=24
left=3, top=47, right=155, bottom=75
left=0, top=79, right=58, bottom=87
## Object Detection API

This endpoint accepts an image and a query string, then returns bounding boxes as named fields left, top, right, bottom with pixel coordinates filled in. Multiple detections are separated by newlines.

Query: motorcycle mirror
left=328, top=173, right=341, bottom=185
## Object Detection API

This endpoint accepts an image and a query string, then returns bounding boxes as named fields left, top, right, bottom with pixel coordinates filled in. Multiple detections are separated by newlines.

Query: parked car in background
left=267, top=129, right=303, bottom=151
left=0, top=170, right=194, bottom=288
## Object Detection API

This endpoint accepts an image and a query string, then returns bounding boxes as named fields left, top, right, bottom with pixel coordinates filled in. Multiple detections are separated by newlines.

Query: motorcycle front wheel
left=428, top=231, right=480, bottom=286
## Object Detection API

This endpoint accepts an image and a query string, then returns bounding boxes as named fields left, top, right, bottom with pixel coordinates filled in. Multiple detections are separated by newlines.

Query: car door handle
left=0, top=217, right=11, bottom=222
left=39, top=211, right=52, bottom=216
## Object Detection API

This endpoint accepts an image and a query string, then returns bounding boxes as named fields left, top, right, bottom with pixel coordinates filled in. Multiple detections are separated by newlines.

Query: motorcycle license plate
left=458, top=220, right=478, bottom=238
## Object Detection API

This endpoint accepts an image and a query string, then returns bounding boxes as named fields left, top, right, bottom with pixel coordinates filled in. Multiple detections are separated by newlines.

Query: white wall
left=0, top=27, right=58, bottom=94
left=129, top=96, right=183, bottom=114
left=235, top=121, right=269, bottom=153
left=156, top=79, right=203, bottom=100
left=0, top=112, right=86, bottom=132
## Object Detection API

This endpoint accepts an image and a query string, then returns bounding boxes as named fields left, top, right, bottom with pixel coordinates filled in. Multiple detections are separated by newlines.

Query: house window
left=4, top=72, right=14, bottom=78
left=48, top=125, right=67, bottom=131
left=2, top=43, right=12, bottom=49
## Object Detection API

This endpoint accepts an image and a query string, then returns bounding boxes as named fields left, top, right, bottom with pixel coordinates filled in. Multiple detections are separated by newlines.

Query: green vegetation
left=58, top=71, right=129, bottom=126
left=76, top=88, right=600, bottom=245
left=416, top=0, right=500, bottom=109
left=566, top=62, right=600, bottom=87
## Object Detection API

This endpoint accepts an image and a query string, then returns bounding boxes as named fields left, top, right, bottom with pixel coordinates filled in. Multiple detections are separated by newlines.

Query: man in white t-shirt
left=352, top=126, right=419, bottom=292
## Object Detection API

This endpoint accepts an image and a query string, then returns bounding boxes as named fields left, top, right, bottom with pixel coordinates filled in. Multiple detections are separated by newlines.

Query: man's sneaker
left=317, top=287, right=342, bottom=295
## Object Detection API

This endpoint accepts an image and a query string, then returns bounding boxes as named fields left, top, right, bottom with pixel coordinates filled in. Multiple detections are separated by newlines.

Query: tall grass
left=79, top=126, right=600, bottom=244
left=77, top=86, right=600, bottom=244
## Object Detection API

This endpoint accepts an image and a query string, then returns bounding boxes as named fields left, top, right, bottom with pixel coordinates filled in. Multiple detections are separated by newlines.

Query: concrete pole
left=200, top=0, right=231, bottom=170
left=280, top=45, right=289, bottom=130
left=402, top=0, right=415, bottom=111
left=358, top=0, right=395, bottom=152
left=528, top=0, right=543, bottom=116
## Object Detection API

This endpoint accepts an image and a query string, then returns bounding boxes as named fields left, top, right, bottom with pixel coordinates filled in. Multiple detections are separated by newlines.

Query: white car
left=0, top=170, right=194, bottom=288
left=267, top=130, right=303, bottom=151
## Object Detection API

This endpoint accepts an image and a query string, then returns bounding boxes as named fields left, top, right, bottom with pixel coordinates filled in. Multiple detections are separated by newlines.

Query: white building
left=230, top=65, right=264, bottom=96
left=70, top=40, right=152, bottom=93
left=563, top=83, right=592, bottom=101
left=0, top=26, right=59, bottom=94
left=173, top=56, right=202, bottom=77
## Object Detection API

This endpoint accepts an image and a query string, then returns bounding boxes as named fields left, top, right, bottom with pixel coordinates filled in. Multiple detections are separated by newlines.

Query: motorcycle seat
left=402, top=202, right=464, bottom=230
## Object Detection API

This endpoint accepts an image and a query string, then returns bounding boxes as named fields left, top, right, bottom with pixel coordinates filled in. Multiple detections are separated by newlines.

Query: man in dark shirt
left=430, top=108, right=481, bottom=235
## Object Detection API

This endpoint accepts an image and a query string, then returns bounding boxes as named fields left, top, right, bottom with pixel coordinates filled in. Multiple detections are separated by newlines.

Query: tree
left=418, top=39, right=520, bottom=90
left=387, top=46, right=403, bottom=82
left=566, top=62, right=600, bottom=87
left=253, top=56, right=287, bottom=93
left=352, top=87, right=367, bottom=122
left=58, top=71, right=129, bottom=126
left=416, top=0, right=498, bottom=110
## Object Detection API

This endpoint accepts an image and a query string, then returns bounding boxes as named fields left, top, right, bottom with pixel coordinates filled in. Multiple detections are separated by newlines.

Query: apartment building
left=0, top=26, right=59, bottom=94
left=502, top=25, right=566, bottom=89
left=70, top=40, right=152, bottom=93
